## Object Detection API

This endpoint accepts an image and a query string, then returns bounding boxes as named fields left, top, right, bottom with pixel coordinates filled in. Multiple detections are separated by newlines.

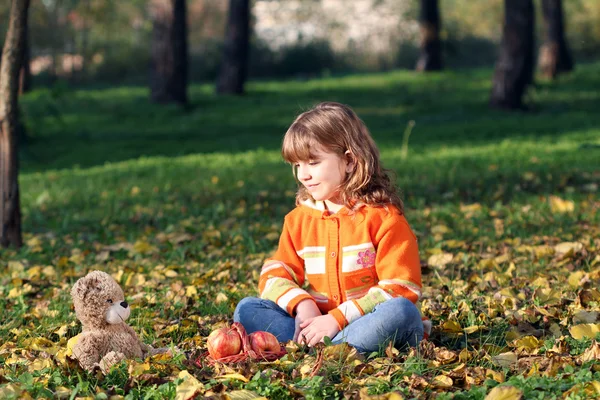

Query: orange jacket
left=258, top=200, right=423, bottom=330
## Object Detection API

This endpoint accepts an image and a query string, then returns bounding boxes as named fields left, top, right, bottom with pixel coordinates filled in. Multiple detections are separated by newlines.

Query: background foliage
left=1, top=0, right=600, bottom=85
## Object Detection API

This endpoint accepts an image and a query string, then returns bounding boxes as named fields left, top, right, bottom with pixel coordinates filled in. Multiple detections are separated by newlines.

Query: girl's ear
left=344, top=150, right=356, bottom=173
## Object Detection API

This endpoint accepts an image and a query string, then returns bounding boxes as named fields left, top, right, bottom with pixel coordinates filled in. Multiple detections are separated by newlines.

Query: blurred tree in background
left=538, top=0, right=573, bottom=79
left=0, top=0, right=598, bottom=86
left=1, top=0, right=29, bottom=248
left=149, top=0, right=188, bottom=105
left=490, top=0, right=535, bottom=110
left=216, top=0, right=250, bottom=95
left=415, top=0, right=442, bottom=71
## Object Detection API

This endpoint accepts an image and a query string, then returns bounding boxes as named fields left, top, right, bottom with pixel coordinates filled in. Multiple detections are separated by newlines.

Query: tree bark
left=19, top=20, right=31, bottom=94
left=538, top=0, right=573, bottom=79
left=0, top=0, right=29, bottom=248
left=150, top=0, right=188, bottom=105
left=415, top=0, right=442, bottom=72
left=216, top=0, right=250, bottom=94
left=490, top=0, right=535, bottom=110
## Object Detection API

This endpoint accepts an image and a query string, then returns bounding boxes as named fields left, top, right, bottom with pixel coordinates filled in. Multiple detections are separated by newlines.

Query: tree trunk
left=216, top=0, right=250, bottom=94
left=0, top=0, right=29, bottom=248
left=415, top=0, right=442, bottom=72
left=490, top=0, right=535, bottom=110
left=19, top=21, right=31, bottom=94
left=150, top=0, right=188, bottom=105
left=538, top=0, right=573, bottom=79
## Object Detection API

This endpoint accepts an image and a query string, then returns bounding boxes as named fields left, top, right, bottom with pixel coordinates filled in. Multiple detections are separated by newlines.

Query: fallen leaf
left=569, top=324, right=600, bottom=340
left=428, top=253, right=453, bottom=268
left=485, top=385, right=523, bottom=400
left=175, top=370, right=204, bottom=400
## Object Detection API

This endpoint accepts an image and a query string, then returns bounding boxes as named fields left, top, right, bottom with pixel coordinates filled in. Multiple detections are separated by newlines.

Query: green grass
left=1, top=62, right=599, bottom=399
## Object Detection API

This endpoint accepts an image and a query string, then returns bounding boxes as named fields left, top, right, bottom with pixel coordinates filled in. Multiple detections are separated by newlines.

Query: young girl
left=234, top=102, right=430, bottom=353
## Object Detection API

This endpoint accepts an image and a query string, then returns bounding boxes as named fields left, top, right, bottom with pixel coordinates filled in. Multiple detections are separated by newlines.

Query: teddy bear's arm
left=73, top=332, right=110, bottom=371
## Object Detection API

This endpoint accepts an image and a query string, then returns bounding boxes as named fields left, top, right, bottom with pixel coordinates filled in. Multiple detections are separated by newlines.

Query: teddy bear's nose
left=120, top=301, right=128, bottom=308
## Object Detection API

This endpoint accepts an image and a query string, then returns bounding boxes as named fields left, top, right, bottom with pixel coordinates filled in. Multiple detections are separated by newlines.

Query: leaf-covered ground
left=1, top=63, right=600, bottom=399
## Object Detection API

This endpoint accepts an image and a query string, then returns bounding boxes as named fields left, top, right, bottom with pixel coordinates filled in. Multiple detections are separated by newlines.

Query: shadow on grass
left=18, top=62, right=600, bottom=172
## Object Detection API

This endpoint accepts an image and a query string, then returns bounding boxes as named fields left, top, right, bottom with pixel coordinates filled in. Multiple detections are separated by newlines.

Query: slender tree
left=149, top=0, right=188, bottom=105
left=415, top=0, right=442, bottom=72
left=0, top=0, right=29, bottom=248
left=216, top=0, right=250, bottom=94
left=18, top=19, right=31, bottom=94
left=538, top=0, right=573, bottom=79
left=490, top=0, right=535, bottom=110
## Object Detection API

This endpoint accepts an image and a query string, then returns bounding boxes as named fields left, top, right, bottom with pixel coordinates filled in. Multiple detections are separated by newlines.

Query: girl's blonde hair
left=282, top=102, right=403, bottom=213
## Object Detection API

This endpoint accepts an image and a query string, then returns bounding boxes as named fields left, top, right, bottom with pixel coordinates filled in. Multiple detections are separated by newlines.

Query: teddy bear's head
left=71, top=270, right=131, bottom=329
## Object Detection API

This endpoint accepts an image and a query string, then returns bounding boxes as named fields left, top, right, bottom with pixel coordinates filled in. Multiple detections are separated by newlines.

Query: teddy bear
left=70, top=270, right=166, bottom=374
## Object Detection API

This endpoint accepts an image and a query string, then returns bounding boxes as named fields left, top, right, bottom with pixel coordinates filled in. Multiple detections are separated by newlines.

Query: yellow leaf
left=225, top=390, right=266, bottom=400
left=27, top=266, right=42, bottom=281
left=0, top=384, right=23, bottom=398
left=431, top=375, right=453, bottom=388
left=555, top=241, right=583, bottom=256
left=585, top=381, right=600, bottom=396
left=216, top=293, right=229, bottom=304
left=28, top=358, right=54, bottom=372
left=460, top=203, right=482, bottom=213
left=69, top=249, right=84, bottom=264
left=131, top=186, right=140, bottom=196
left=26, top=337, right=56, bottom=352
left=442, top=320, right=463, bottom=334
left=54, top=325, right=69, bottom=338
left=428, top=253, right=453, bottom=268
left=185, top=286, right=198, bottom=297
left=175, top=370, right=204, bottom=400
left=217, top=373, right=250, bottom=383
left=125, top=273, right=146, bottom=287
left=55, top=387, right=71, bottom=399
left=532, top=287, right=561, bottom=305
left=165, top=270, right=178, bottom=278
left=42, top=266, right=56, bottom=277
left=486, top=369, right=505, bottom=383
left=128, top=361, right=151, bottom=377
left=132, top=240, right=157, bottom=254
left=66, top=334, right=80, bottom=357
left=431, top=224, right=451, bottom=234
left=511, top=336, right=541, bottom=352
left=570, top=324, right=600, bottom=340
left=568, top=271, right=588, bottom=289
left=485, top=385, right=523, bottom=400
left=549, top=195, right=574, bottom=213
left=464, top=325, right=482, bottom=334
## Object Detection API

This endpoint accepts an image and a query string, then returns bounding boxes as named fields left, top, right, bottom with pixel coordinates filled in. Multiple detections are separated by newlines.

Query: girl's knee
left=381, top=297, right=420, bottom=319
left=233, top=297, right=261, bottom=322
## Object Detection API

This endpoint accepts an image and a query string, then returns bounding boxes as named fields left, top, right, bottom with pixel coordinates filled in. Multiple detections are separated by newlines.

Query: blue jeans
left=233, top=297, right=424, bottom=353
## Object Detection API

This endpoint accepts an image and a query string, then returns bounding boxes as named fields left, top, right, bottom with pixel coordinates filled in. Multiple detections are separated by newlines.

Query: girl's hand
left=293, top=300, right=322, bottom=342
left=298, top=314, right=340, bottom=347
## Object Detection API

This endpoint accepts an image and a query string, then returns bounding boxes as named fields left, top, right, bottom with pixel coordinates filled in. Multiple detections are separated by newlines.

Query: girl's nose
left=297, top=165, right=310, bottom=181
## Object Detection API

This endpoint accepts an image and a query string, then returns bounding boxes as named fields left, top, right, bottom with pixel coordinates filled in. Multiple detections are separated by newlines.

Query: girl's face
left=294, top=147, right=354, bottom=210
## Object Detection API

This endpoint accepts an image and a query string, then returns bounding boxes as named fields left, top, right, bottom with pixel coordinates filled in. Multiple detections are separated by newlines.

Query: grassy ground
left=0, top=61, right=599, bottom=399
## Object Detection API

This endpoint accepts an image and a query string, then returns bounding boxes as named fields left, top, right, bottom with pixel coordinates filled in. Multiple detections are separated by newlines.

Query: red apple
left=207, top=327, right=242, bottom=359
left=249, top=331, right=280, bottom=355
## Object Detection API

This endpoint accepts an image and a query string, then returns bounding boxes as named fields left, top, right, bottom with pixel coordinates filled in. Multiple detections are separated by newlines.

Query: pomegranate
left=248, top=331, right=280, bottom=355
left=206, top=327, right=243, bottom=359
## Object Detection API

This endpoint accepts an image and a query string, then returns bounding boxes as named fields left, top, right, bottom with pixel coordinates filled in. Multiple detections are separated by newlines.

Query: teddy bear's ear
left=71, top=274, right=102, bottom=301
